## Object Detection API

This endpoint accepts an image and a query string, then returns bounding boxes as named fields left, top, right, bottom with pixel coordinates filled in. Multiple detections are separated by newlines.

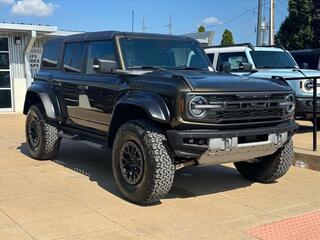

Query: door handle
left=78, top=85, right=88, bottom=90
left=52, top=81, right=62, bottom=87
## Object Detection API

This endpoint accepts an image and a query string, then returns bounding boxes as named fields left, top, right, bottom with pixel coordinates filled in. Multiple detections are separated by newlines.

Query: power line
left=206, top=2, right=268, bottom=28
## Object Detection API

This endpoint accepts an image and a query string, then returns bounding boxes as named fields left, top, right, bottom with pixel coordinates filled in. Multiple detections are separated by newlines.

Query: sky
left=0, top=0, right=289, bottom=45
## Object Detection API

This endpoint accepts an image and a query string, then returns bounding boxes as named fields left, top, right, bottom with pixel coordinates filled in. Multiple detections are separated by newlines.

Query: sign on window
left=27, top=47, right=43, bottom=78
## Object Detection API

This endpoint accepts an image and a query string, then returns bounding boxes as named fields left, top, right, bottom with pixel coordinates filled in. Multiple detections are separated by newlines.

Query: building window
left=63, top=43, right=84, bottom=73
left=0, top=38, right=9, bottom=51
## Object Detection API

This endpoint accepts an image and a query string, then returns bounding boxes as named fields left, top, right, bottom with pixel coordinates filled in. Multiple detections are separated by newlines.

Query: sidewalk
left=293, top=121, right=320, bottom=170
left=1, top=114, right=319, bottom=240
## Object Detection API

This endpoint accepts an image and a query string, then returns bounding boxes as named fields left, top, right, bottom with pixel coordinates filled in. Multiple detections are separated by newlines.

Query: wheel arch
left=107, top=92, right=171, bottom=147
left=23, top=81, right=62, bottom=121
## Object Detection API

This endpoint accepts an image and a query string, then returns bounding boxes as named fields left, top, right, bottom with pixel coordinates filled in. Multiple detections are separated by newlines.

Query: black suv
left=24, top=32, right=298, bottom=204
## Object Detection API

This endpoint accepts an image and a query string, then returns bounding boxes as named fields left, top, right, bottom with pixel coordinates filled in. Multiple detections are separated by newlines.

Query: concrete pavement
left=1, top=114, right=320, bottom=240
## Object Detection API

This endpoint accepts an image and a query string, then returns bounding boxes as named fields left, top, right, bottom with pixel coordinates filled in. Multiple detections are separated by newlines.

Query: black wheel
left=112, top=120, right=175, bottom=205
left=234, top=139, right=294, bottom=183
left=26, top=104, right=61, bottom=160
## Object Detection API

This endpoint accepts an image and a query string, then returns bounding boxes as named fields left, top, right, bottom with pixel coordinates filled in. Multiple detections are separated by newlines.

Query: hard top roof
left=46, top=31, right=194, bottom=44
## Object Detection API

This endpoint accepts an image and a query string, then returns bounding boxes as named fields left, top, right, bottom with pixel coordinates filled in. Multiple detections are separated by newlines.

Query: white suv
left=205, top=44, right=320, bottom=123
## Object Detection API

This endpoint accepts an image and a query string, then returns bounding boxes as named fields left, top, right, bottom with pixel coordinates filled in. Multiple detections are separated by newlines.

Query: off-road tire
left=112, top=120, right=175, bottom=205
left=26, top=104, right=61, bottom=160
left=234, top=139, right=294, bottom=183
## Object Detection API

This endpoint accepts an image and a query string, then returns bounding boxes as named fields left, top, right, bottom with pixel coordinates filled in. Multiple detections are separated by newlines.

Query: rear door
left=54, top=42, right=85, bottom=127
left=77, top=40, right=120, bottom=133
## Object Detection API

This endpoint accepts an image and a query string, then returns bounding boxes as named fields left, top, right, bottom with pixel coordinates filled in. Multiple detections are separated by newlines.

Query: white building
left=0, top=23, right=81, bottom=113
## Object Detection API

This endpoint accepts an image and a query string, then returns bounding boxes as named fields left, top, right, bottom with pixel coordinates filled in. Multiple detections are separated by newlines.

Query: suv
left=205, top=44, right=320, bottom=123
left=290, top=49, right=320, bottom=70
left=24, top=32, right=298, bottom=205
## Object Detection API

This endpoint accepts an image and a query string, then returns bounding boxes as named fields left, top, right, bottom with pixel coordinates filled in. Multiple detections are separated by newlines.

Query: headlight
left=280, top=94, right=295, bottom=114
left=188, top=96, right=208, bottom=118
left=304, top=79, right=313, bottom=91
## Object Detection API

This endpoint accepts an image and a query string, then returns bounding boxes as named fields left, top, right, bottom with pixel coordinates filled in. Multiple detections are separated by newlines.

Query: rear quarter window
left=41, top=42, right=61, bottom=69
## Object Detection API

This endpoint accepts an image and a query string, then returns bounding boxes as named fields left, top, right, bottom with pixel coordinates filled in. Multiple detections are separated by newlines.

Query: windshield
left=119, top=37, right=210, bottom=70
left=250, top=51, right=298, bottom=69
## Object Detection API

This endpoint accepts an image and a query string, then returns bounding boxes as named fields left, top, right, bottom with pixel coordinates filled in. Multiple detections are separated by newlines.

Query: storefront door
left=0, top=37, right=12, bottom=111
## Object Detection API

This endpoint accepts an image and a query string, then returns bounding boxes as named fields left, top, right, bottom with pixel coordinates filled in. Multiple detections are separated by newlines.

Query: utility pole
left=142, top=17, right=147, bottom=32
left=269, top=0, right=275, bottom=45
left=164, top=14, right=173, bottom=34
left=256, top=0, right=263, bottom=46
left=131, top=10, right=134, bottom=32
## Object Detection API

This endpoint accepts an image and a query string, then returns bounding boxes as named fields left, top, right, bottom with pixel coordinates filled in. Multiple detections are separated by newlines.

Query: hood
left=167, top=70, right=292, bottom=92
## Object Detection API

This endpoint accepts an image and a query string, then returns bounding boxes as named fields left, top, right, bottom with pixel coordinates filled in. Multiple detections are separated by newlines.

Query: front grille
left=205, top=93, right=288, bottom=123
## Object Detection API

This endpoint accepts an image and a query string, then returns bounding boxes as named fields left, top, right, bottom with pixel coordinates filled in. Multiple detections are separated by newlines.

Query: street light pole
left=257, top=0, right=263, bottom=46
left=269, top=0, right=275, bottom=45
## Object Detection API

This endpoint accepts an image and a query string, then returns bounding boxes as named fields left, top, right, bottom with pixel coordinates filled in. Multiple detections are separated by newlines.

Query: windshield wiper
left=173, top=65, right=206, bottom=70
left=127, top=66, right=166, bottom=71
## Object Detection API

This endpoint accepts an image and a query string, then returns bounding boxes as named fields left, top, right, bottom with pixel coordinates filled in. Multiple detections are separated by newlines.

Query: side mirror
left=93, top=59, right=117, bottom=73
left=221, top=62, right=231, bottom=73
left=302, top=62, right=309, bottom=69
left=239, top=62, right=253, bottom=72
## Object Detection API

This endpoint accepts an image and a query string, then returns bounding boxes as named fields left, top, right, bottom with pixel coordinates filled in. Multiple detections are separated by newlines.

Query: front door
left=0, top=37, right=12, bottom=111
left=77, top=40, right=119, bottom=132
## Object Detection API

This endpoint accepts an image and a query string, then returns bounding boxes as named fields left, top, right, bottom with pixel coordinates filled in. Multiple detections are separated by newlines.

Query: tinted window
left=217, top=52, right=248, bottom=72
left=42, top=42, right=61, bottom=68
left=63, top=43, right=84, bottom=73
left=86, top=41, right=115, bottom=74
left=207, top=53, right=215, bottom=63
left=250, top=51, right=297, bottom=69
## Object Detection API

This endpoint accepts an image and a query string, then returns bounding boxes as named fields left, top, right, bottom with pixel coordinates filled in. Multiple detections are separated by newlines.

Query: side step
left=58, top=131, right=106, bottom=150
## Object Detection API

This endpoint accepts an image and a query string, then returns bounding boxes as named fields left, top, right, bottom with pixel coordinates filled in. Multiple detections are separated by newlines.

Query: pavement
left=0, top=114, right=320, bottom=240
left=293, top=121, right=320, bottom=171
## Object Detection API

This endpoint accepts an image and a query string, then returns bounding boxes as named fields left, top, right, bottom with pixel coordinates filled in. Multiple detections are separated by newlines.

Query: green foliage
left=276, top=0, right=320, bottom=49
left=198, top=25, right=206, bottom=32
left=220, top=29, right=234, bottom=46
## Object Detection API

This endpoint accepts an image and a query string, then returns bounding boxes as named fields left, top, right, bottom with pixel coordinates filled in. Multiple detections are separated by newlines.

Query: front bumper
left=296, top=97, right=320, bottom=118
left=166, top=121, right=298, bottom=165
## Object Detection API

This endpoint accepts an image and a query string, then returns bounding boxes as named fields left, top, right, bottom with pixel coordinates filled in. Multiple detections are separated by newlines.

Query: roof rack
left=204, top=43, right=255, bottom=50
left=257, top=44, right=287, bottom=51
left=205, top=43, right=288, bottom=51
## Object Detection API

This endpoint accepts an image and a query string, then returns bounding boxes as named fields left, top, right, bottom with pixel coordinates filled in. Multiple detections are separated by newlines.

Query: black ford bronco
left=24, top=32, right=298, bottom=204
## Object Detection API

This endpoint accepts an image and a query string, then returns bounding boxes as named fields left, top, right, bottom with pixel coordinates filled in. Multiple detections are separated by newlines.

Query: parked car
left=205, top=44, right=320, bottom=124
left=24, top=32, right=298, bottom=204
left=290, top=49, right=320, bottom=70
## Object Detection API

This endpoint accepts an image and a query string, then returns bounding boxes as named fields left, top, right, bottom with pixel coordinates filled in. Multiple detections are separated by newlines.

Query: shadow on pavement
left=17, top=139, right=253, bottom=201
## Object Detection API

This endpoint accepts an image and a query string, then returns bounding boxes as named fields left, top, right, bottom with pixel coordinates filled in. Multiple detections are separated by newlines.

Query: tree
left=276, top=0, right=319, bottom=50
left=220, top=29, right=234, bottom=46
left=198, top=25, right=206, bottom=32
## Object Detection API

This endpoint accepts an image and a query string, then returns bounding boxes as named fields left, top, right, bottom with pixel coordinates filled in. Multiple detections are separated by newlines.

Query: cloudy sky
left=0, top=0, right=289, bottom=44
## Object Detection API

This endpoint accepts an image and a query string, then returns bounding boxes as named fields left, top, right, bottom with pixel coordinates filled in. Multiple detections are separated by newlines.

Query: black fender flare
left=23, top=81, right=62, bottom=121
left=114, top=91, right=171, bottom=123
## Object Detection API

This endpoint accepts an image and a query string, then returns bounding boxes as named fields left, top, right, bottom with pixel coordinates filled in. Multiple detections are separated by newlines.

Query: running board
left=58, top=131, right=106, bottom=150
